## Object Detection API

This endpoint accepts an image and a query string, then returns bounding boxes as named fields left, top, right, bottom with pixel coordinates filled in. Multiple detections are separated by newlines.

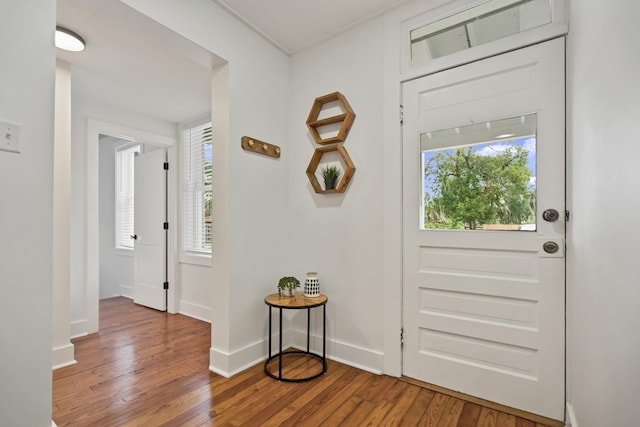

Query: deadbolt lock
left=543, top=241, right=559, bottom=254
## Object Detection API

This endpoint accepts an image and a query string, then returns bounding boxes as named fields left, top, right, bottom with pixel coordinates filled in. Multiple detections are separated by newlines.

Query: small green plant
left=320, top=165, right=342, bottom=190
left=320, top=164, right=342, bottom=181
left=278, top=276, right=300, bottom=297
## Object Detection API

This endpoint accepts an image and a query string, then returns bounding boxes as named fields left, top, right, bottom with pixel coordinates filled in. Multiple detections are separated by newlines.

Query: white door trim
left=86, top=119, right=178, bottom=332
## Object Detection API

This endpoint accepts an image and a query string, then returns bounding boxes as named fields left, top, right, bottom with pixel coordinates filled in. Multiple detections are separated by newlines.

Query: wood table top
left=264, top=293, right=328, bottom=308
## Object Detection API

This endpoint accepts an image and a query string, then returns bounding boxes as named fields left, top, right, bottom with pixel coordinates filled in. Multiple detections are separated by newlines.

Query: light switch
left=0, top=120, right=21, bottom=153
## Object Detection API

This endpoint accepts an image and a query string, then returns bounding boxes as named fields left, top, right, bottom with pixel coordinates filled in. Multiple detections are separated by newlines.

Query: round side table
left=264, top=293, right=328, bottom=382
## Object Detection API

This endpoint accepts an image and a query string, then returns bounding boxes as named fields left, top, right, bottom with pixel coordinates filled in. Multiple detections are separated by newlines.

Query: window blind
left=183, top=122, right=212, bottom=253
left=115, top=144, right=140, bottom=249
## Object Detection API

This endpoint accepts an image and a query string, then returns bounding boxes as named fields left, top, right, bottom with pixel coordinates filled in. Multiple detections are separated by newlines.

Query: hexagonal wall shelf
left=306, top=92, right=356, bottom=145
left=306, top=145, right=356, bottom=194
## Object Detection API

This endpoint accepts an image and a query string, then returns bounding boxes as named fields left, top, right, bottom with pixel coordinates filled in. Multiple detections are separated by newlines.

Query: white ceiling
left=56, top=0, right=412, bottom=124
left=212, top=0, right=413, bottom=53
left=57, top=0, right=219, bottom=124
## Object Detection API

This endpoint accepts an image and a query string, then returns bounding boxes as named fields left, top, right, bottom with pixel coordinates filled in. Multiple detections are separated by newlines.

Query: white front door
left=133, top=148, right=167, bottom=311
left=402, top=38, right=565, bottom=420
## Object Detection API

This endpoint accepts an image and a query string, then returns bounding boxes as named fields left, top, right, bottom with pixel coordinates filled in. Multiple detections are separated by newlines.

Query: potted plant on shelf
left=320, top=164, right=342, bottom=191
left=277, top=276, right=300, bottom=297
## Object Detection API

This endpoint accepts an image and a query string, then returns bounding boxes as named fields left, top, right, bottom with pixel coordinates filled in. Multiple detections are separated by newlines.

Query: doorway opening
left=98, top=135, right=138, bottom=300
left=85, top=120, right=178, bottom=332
left=98, top=135, right=170, bottom=311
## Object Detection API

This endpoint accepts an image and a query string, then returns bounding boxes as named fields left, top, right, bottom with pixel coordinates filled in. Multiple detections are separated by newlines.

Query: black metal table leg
left=323, top=303, right=326, bottom=370
left=306, top=307, right=311, bottom=353
left=268, top=306, right=272, bottom=360
left=278, top=306, right=283, bottom=380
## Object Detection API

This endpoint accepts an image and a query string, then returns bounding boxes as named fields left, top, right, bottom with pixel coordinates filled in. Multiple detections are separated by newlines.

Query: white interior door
left=133, top=148, right=167, bottom=311
left=402, top=38, right=565, bottom=420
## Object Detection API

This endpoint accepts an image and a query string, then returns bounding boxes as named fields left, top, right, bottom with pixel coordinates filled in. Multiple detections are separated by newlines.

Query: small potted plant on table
left=277, top=276, right=300, bottom=297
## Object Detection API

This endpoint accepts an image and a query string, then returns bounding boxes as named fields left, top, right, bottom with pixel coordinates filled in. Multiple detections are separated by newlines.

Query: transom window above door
left=410, top=0, right=552, bottom=66
left=421, top=114, right=537, bottom=231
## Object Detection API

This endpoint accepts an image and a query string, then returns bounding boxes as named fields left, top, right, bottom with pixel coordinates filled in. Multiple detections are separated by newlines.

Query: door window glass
left=410, top=0, right=551, bottom=66
left=421, top=114, right=536, bottom=231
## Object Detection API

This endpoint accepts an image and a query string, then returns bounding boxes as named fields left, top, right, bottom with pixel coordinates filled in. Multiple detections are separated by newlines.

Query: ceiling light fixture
left=55, top=26, right=85, bottom=52
left=496, top=133, right=516, bottom=139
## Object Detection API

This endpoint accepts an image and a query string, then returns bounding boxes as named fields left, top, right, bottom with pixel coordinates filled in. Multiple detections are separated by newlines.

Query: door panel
left=403, top=38, right=565, bottom=420
left=133, top=148, right=167, bottom=311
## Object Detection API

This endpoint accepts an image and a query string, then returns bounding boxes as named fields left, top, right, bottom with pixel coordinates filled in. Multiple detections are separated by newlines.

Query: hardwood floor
left=53, top=297, right=562, bottom=426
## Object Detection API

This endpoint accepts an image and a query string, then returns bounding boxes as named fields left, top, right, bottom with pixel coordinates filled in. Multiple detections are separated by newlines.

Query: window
left=115, top=143, right=141, bottom=249
left=182, top=119, right=212, bottom=255
left=421, top=114, right=537, bottom=231
left=410, top=0, right=552, bottom=66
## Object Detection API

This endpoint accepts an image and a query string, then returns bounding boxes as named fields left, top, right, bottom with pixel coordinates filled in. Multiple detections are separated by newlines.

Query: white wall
left=288, top=18, right=386, bottom=371
left=0, top=1, right=55, bottom=425
left=566, top=1, right=640, bottom=426
left=120, top=0, right=291, bottom=375
left=53, top=61, right=75, bottom=369
left=127, top=1, right=390, bottom=375
left=178, top=263, right=214, bottom=321
left=98, top=136, right=135, bottom=299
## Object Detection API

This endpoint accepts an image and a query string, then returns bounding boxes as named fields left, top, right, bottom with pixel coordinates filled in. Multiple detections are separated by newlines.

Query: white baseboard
left=179, top=300, right=212, bottom=323
left=290, top=329, right=384, bottom=374
left=209, top=338, right=268, bottom=378
left=119, top=284, right=134, bottom=299
left=326, top=353, right=383, bottom=375
left=70, top=319, right=89, bottom=338
left=209, top=328, right=384, bottom=378
left=566, top=402, right=578, bottom=427
left=52, top=343, right=76, bottom=370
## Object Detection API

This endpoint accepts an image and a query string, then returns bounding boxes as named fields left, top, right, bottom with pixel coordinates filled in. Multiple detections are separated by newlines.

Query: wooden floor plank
left=281, top=365, right=370, bottom=426
left=399, top=387, right=437, bottom=425
left=458, top=402, right=483, bottom=427
left=478, top=407, right=500, bottom=427
left=438, top=397, right=466, bottom=427
left=378, top=383, right=422, bottom=425
left=233, top=363, right=349, bottom=426
left=52, top=297, right=563, bottom=427
left=497, top=412, right=517, bottom=427
left=359, top=399, right=395, bottom=425
left=419, top=393, right=450, bottom=426
left=318, top=395, right=362, bottom=426
left=339, top=400, right=377, bottom=426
